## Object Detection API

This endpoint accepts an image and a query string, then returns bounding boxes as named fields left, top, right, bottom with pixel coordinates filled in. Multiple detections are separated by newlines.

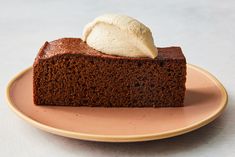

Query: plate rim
left=5, top=64, right=228, bottom=142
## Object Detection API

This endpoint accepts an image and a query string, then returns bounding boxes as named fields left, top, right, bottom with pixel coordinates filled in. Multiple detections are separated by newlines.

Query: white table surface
left=1, top=0, right=235, bottom=156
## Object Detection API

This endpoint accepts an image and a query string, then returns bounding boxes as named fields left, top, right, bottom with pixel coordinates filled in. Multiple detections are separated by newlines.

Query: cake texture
left=33, top=38, right=186, bottom=107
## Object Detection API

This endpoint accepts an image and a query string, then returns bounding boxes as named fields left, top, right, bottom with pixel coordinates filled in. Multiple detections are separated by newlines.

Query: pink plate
left=6, top=64, right=227, bottom=142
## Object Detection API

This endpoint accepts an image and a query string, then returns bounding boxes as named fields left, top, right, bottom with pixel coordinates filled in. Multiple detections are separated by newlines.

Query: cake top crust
left=36, top=38, right=185, bottom=61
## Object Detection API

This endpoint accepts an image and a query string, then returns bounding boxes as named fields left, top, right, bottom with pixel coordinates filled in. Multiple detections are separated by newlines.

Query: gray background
left=1, top=0, right=235, bottom=156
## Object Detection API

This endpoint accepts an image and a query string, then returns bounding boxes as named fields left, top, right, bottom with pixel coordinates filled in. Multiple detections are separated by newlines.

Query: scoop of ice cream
left=82, top=14, right=157, bottom=59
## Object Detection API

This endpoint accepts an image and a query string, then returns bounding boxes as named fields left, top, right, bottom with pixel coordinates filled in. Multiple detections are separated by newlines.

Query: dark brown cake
left=33, top=38, right=186, bottom=107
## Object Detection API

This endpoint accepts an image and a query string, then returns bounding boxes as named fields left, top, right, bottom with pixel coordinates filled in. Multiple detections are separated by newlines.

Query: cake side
left=33, top=38, right=186, bottom=107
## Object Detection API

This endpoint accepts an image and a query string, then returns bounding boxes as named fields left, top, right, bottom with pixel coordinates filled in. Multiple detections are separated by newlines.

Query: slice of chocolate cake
left=33, top=38, right=186, bottom=107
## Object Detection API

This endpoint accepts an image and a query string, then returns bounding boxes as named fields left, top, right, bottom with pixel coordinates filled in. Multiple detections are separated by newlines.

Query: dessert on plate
left=33, top=14, right=186, bottom=107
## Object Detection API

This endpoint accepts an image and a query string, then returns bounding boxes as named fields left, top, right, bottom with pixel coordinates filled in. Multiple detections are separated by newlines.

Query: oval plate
left=6, top=64, right=227, bottom=142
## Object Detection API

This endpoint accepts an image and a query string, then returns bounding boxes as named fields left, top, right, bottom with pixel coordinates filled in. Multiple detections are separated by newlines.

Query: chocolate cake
left=33, top=38, right=186, bottom=107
